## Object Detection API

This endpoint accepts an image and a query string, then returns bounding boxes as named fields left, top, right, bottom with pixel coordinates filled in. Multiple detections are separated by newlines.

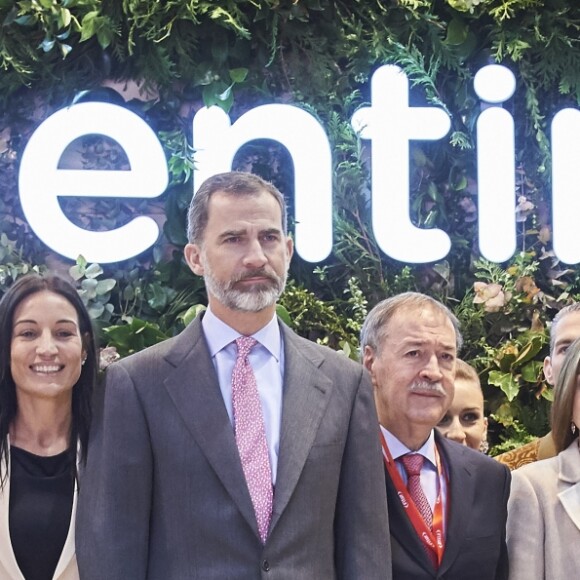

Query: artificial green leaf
left=80, top=11, right=98, bottom=41
left=276, top=304, right=292, bottom=327
left=97, top=26, right=114, bottom=49
left=202, top=85, right=218, bottom=107
left=432, top=261, right=450, bottom=282
left=453, top=175, right=468, bottom=191
left=520, top=360, right=542, bottom=383
left=40, top=38, right=56, bottom=52
left=14, top=15, right=36, bottom=26
left=69, top=265, right=84, bottom=281
left=427, top=182, right=441, bottom=202
left=497, top=348, right=518, bottom=373
left=513, top=335, right=544, bottom=366
left=541, top=387, right=554, bottom=402
left=84, top=263, right=104, bottom=279
left=229, top=67, right=248, bottom=83
left=445, top=18, right=468, bottom=46
left=180, top=304, right=206, bottom=326
left=60, top=43, right=72, bottom=57
left=488, top=370, right=520, bottom=402
left=88, top=303, right=105, bottom=319
left=58, top=8, right=72, bottom=29
left=96, top=278, right=116, bottom=295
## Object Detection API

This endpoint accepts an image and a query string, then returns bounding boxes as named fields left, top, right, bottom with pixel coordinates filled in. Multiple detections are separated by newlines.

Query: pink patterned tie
left=401, top=453, right=433, bottom=529
left=401, top=453, right=438, bottom=568
left=231, top=336, right=273, bottom=544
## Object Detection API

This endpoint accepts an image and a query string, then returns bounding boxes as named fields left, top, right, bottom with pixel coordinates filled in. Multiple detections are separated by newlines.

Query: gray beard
left=203, top=264, right=287, bottom=313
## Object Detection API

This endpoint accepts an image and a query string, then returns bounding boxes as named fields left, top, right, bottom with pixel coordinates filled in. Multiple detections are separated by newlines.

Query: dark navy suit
left=386, top=431, right=510, bottom=580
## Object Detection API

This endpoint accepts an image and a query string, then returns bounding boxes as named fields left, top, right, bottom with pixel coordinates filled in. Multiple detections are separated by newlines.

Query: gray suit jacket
left=507, top=439, right=580, bottom=580
left=76, top=315, right=391, bottom=579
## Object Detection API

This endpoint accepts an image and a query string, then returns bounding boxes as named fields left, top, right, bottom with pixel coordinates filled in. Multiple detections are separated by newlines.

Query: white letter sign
left=19, top=102, right=168, bottom=263
left=11, top=65, right=580, bottom=267
left=351, top=65, right=452, bottom=263
left=474, top=65, right=517, bottom=263
left=551, top=107, right=580, bottom=264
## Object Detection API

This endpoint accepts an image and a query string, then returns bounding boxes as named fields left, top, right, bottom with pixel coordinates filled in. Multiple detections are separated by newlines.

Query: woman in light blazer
left=0, top=273, right=96, bottom=580
left=507, top=336, right=580, bottom=580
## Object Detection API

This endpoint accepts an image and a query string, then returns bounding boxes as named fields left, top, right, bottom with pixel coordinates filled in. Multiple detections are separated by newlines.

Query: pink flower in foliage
left=473, top=282, right=508, bottom=312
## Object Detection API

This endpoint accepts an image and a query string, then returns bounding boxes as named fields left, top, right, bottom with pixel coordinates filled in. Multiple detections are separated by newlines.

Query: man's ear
left=362, top=345, right=375, bottom=374
left=285, top=236, right=294, bottom=263
left=362, top=346, right=381, bottom=391
left=543, top=355, right=554, bottom=386
left=184, top=243, right=204, bottom=276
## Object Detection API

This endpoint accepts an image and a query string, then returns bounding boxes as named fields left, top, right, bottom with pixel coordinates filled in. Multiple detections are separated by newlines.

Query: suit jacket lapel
left=558, top=441, right=580, bottom=531
left=52, top=484, right=77, bottom=578
left=53, top=444, right=83, bottom=579
left=437, top=434, right=476, bottom=577
left=0, top=454, right=25, bottom=580
left=559, top=484, right=580, bottom=531
left=270, top=325, right=332, bottom=531
left=162, top=315, right=259, bottom=537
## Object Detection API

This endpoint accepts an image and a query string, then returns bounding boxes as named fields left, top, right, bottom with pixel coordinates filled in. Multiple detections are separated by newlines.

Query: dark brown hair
left=187, top=171, right=288, bottom=244
left=0, top=273, right=97, bottom=485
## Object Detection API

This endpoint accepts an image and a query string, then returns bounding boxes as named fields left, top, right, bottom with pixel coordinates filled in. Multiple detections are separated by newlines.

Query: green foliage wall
left=2, top=0, right=580, bottom=451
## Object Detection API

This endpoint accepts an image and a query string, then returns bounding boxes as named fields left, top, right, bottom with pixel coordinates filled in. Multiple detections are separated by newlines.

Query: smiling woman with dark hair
left=507, top=336, right=580, bottom=580
left=0, top=273, right=97, bottom=580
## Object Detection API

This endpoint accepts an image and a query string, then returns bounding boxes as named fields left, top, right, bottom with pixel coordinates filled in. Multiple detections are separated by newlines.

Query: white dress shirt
left=202, top=307, right=284, bottom=485
left=381, top=425, right=448, bottom=531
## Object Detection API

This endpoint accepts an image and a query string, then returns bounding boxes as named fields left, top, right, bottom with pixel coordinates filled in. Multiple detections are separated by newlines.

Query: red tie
left=231, top=337, right=273, bottom=544
left=401, top=453, right=433, bottom=528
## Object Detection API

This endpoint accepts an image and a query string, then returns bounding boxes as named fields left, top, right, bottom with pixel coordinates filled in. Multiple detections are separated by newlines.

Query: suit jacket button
left=262, top=559, right=271, bottom=572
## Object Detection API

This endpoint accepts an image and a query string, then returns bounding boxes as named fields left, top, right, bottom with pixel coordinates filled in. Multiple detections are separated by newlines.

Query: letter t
left=351, top=65, right=451, bottom=263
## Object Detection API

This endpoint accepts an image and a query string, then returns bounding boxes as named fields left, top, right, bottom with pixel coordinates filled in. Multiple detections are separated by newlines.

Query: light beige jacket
left=0, top=450, right=79, bottom=580
left=507, top=439, right=580, bottom=580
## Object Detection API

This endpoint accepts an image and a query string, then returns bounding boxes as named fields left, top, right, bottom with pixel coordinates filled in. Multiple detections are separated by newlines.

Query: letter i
left=474, top=65, right=517, bottom=262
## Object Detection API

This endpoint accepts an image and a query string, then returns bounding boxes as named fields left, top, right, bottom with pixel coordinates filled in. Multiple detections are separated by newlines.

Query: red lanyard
left=380, top=431, right=447, bottom=566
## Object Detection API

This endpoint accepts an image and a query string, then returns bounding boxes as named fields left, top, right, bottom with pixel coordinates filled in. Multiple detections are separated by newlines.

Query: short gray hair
left=187, top=171, right=288, bottom=244
left=360, top=292, right=463, bottom=356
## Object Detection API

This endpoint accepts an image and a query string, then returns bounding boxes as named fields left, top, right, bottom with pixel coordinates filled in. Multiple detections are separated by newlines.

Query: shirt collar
left=202, top=307, right=282, bottom=360
left=380, top=425, right=437, bottom=468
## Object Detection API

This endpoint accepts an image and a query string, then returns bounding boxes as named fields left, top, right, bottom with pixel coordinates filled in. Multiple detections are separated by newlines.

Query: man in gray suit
left=76, top=171, right=391, bottom=579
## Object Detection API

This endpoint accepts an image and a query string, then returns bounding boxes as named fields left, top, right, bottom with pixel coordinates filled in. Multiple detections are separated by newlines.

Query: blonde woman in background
left=436, top=359, right=488, bottom=452
left=507, top=336, right=580, bottom=580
